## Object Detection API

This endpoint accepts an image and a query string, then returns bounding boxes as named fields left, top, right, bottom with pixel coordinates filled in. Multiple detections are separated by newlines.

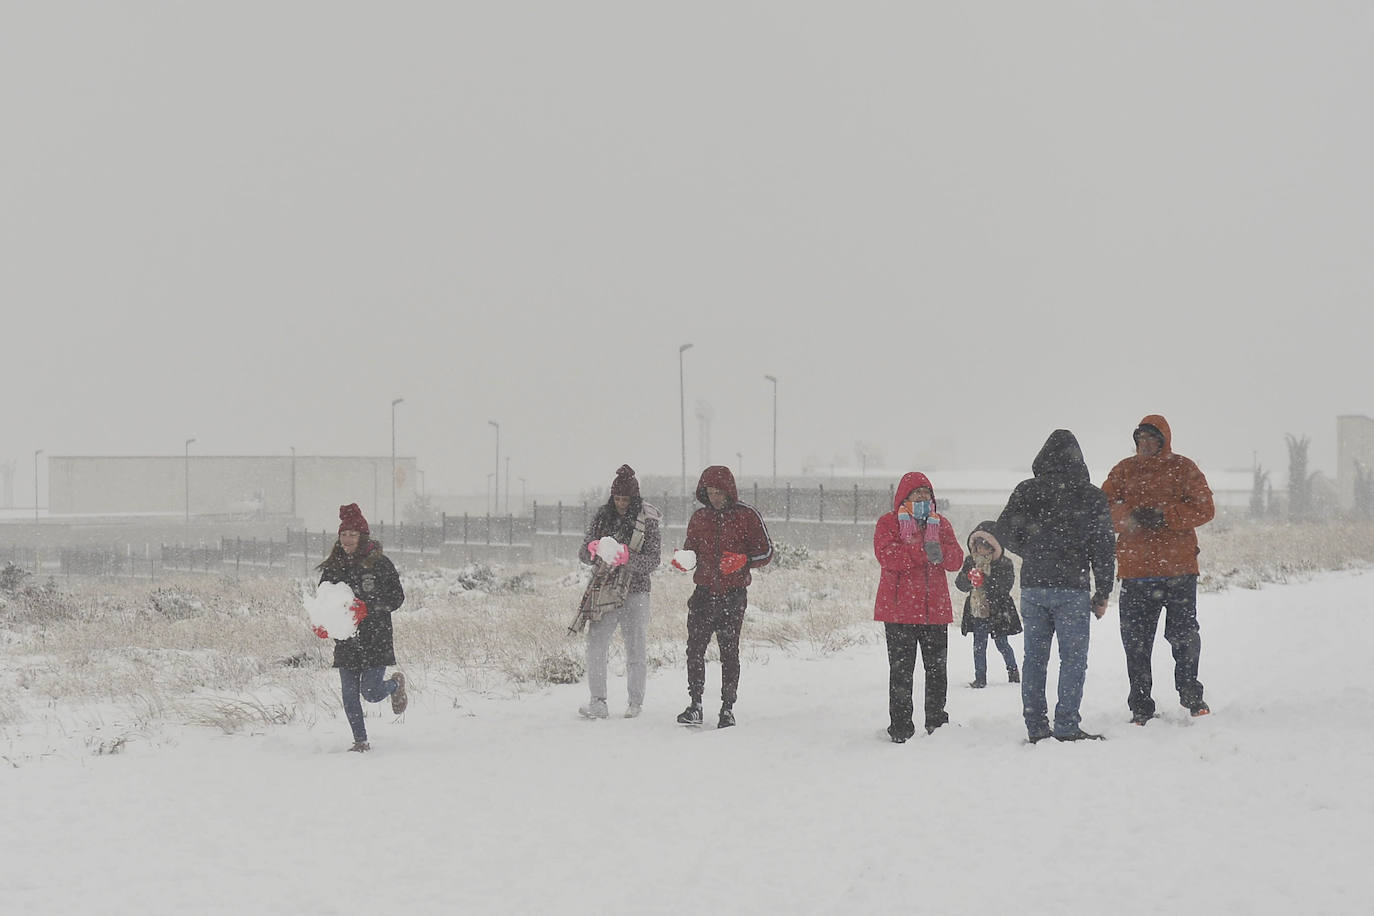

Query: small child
left=954, top=522, right=1022, bottom=688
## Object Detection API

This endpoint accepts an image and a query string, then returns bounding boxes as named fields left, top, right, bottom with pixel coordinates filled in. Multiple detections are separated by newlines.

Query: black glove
left=923, top=540, right=943, bottom=565
left=1131, top=507, right=1166, bottom=530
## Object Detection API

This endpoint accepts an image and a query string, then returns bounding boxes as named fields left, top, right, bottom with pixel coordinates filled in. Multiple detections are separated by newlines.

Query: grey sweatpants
left=585, top=591, right=651, bottom=706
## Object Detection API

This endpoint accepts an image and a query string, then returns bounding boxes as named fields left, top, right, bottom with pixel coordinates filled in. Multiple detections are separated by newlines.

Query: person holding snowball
left=874, top=472, right=964, bottom=743
left=672, top=465, right=773, bottom=728
left=576, top=465, right=662, bottom=719
left=316, top=503, right=407, bottom=752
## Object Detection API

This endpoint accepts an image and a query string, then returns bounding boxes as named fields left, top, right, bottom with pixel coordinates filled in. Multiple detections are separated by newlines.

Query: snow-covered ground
left=2, top=569, right=1371, bottom=915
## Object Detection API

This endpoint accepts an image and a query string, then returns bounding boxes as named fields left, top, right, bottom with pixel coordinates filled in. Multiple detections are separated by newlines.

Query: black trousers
left=884, top=622, right=948, bottom=737
left=1119, top=575, right=1204, bottom=715
left=686, top=587, right=746, bottom=707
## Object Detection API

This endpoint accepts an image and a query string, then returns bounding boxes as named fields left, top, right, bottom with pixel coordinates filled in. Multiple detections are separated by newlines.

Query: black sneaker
left=1185, top=701, right=1210, bottom=717
left=1027, top=732, right=1054, bottom=745
left=925, top=712, right=949, bottom=735
left=676, top=704, right=703, bottom=726
left=1007, top=667, right=1021, bottom=684
left=888, top=725, right=915, bottom=743
left=969, top=678, right=987, bottom=689
left=348, top=740, right=370, bottom=753
left=717, top=706, right=736, bottom=729
left=1054, top=729, right=1105, bottom=742
left=890, top=733, right=908, bottom=744
left=1130, top=712, right=1158, bottom=726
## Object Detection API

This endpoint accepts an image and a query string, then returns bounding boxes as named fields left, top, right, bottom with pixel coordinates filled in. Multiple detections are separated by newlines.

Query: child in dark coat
left=954, top=522, right=1022, bottom=688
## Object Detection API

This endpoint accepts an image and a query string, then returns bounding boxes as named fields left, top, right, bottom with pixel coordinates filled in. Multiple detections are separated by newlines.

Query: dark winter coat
left=578, top=498, right=663, bottom=593
left=954, top=522, right=1022, bottom=637
left=318, top=540, right=404, bottom=669
left=683, top=466, right=773, bottom=593
left=994, top=430, right=1116, bottom=601
left=1101, top=413, right=1215, bottom=579
left=873, top=471, right=965, bottom=625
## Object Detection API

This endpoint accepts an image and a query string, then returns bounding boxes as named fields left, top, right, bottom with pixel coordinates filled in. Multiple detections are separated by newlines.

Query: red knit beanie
left=339, top=503, right=370, bottom=538
left=610, top=464, right=640, bottom=499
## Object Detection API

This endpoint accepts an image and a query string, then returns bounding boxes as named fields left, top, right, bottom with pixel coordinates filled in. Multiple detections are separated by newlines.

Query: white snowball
left=304, top=580, right=360, bottom=640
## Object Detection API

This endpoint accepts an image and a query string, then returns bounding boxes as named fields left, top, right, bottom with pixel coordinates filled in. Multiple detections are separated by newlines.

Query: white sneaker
left=579, top=699, right=609, bottom=719
left=624, top=704, right=642, bottom=719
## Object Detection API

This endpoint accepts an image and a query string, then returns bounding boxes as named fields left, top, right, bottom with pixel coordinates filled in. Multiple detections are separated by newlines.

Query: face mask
left=901, top=499, right=932, bottom=521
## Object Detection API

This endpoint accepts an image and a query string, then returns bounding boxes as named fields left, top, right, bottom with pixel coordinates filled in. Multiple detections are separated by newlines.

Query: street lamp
left=184, top=438, right=196, bottom=524
left=486, top=473, right=495, bottom=515
left=764, top=374, right=778, bottom=484
left=33, top=449, right=43, bottom=523
left=519, top=477, right=527, bottom=515
left=488, top=420, right=500, bottom=517
left=391, top=398, right=404, bottom=528
left=679, top=343, right=693, bottom=499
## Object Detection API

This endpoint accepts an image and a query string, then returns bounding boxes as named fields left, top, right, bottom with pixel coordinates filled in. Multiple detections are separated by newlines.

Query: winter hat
left=610, top=464, right=640, bottom=499
left=1133, top=424, right=1165, bottom=448
left=338, top=503, right=369, bottom=538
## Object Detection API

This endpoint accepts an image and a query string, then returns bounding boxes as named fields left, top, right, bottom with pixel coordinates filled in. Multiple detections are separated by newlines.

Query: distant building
left=47, top=455, right=418, bottom=531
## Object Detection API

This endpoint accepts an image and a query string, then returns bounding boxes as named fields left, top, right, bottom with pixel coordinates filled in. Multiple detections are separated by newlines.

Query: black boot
left=1007, top=666, right=1020, bottom=684
left=717, top=705, right=736, bottom=729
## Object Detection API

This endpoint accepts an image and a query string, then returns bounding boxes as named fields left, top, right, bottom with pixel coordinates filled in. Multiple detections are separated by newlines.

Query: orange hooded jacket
left=1101, top=414, right=1215, bottom=579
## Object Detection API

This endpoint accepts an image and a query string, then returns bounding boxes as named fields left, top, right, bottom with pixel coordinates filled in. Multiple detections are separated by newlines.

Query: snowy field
left=1, top=555, right=1372, bottom=915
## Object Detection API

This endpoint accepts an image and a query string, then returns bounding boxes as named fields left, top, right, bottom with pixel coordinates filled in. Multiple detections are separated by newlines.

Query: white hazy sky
left=5, top=2, right=1371, bottom=497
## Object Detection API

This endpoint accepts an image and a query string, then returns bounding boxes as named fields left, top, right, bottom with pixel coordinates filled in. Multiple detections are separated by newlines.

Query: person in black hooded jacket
left=954, top=522, right=1021, bottom=688
left=995, top=430, right=1115, bottom=743
left=316, top=503, right=407, bottom=752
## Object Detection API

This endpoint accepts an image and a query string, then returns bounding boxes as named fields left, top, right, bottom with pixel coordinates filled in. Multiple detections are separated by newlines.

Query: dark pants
left=686, top=587, right=746, bottom=707
left=1119, top=575, right=1205, bottom=716
left=339, top=667, right=396, bottom=742
left=884, top=623, right=948, bottom=738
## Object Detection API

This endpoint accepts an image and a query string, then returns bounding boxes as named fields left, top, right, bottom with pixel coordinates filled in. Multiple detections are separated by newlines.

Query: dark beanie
left=339, top=503, right=370, bottom=538
left=610, top=464, right=640, bottom=498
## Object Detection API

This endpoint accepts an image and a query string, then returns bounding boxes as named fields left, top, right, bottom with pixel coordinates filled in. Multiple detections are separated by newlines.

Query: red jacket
left=1101, top=414, right=1215, bottom=579
left=683, top=466, right=773, bottom=593
left=873, top=472, right=964, bottom=625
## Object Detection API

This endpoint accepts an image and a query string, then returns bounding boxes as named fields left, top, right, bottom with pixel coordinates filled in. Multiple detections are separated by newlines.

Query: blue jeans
left=1019, top=588, right=1091, bottom=738
left=970, top=617, right=1018, bottom=681
left=340, top=667, right=396, bottom=742
left=1119, top=576, right=1204, bottom=715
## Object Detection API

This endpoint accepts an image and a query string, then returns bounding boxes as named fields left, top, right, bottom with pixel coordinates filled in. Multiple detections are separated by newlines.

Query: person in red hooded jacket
left=874, top=472, right=964, bottom=742
left=671, top=465, right=773, bottom=728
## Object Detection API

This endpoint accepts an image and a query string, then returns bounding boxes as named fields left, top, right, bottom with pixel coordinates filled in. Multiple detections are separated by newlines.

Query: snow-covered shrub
left=148, top=587, right=203, bottom=620
left=533, top=651, right=584, bottom=685
left=768, top=541, right=811, bottom=570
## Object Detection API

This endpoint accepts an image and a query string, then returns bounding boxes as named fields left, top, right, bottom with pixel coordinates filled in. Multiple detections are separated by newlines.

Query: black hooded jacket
left=994, top=430, right=1115, bottom=599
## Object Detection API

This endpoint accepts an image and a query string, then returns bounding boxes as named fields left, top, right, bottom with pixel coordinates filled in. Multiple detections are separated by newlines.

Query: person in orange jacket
left=1102, top=415, right=1216, bottom=723
left=874, top=472, right=964, bottom=742
left=671, top=466, right=773, bottom=728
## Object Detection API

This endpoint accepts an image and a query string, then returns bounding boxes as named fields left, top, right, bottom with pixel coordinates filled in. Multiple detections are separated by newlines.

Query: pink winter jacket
left=873, top=472, right=965, bottom=625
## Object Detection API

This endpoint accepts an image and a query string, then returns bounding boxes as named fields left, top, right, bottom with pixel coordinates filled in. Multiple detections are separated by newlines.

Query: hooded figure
left=873, top=471, right=964, bottom=742
left=995, top=430, right=1115, bottom=742
left=1102, top=414, right=1215, bottom=721
left=674, top=465, right=773, bottom=728
left=955, top=522, right=1021, bottom=638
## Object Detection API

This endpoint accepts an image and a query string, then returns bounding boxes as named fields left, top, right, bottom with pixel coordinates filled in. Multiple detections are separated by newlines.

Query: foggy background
left=4, top=2, right=1370, bottom=506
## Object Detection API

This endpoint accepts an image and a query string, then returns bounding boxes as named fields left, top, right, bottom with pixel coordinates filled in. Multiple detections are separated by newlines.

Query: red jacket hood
left=892, top=471, right=937, bottom=512
left=695, top=465, right=739, bottom=506
left=1137, top=414, right=1174, bottom=456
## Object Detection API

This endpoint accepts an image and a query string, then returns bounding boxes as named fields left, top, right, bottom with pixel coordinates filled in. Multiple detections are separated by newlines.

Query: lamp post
left=184, top=438, right=196, bottom=525
left=519, top=477, right=527, bottom=515
left=764, top=374, right=778, bottom=484
left=33, top=449, right=43, bottom=523
left=488, top=420, right=500, bottom=517
left=391, top=398, right=404, bottom=527
left=505, top=455, right=511, bottom=516
left=679, top=343, right=693, bottom=499
left=486, top=473, right=495, bottom=515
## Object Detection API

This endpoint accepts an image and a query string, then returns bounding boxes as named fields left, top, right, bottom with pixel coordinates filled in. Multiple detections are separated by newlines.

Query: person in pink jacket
left=874, top=472, right=965, bottom=742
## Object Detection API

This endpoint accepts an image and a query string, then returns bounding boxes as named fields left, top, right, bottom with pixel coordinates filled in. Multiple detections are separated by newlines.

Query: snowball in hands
left=594, top=536, right=626, bottom=565
left=672, top=549, right=697, bottom=571
left=305, top=581, right=361, bottom=640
